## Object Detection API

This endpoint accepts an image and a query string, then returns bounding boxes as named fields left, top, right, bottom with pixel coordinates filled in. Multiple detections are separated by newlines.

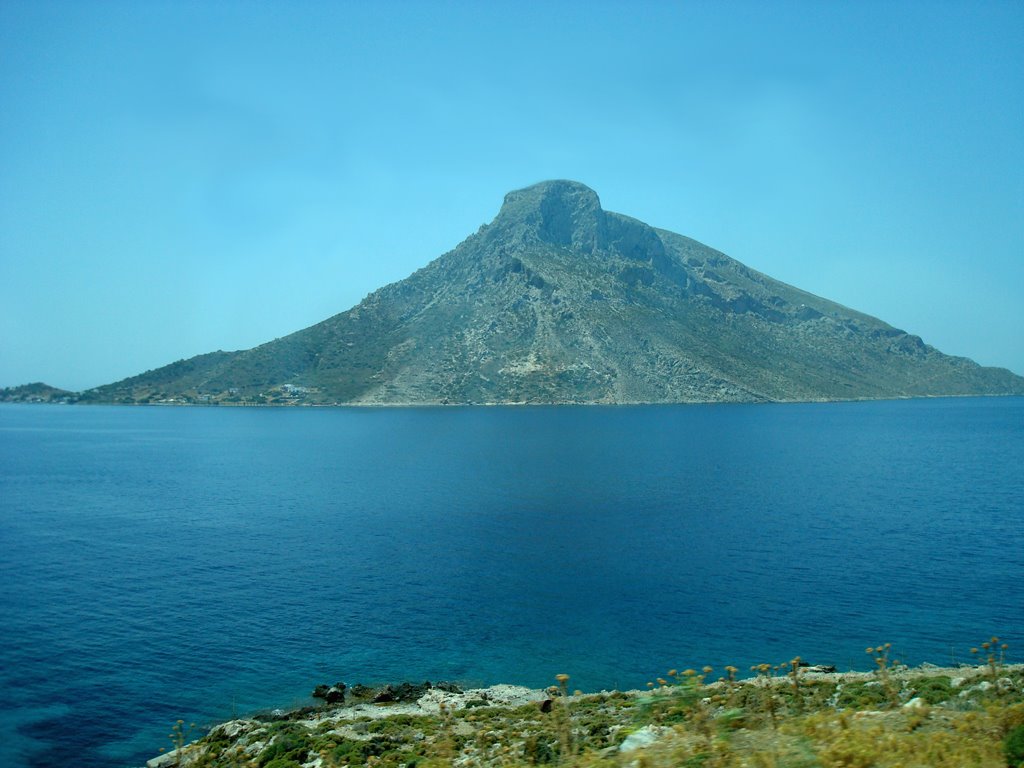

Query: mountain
left=80, top=180, right=1024, bottom=405
left=0, top=382, right=76, bottom=403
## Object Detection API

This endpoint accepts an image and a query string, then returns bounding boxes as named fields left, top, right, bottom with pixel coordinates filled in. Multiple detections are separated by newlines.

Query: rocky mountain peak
left=493, top=180, right=606, bottom=251
left=490, top=180, right=665, bottom=265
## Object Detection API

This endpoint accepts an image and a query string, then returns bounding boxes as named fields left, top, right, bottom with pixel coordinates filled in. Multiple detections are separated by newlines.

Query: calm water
left=1, top=399, right=1022, bottom=767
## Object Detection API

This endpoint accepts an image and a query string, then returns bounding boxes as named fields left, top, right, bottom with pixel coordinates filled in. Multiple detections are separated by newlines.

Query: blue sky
left=1, top=0, right=1022, bottom=391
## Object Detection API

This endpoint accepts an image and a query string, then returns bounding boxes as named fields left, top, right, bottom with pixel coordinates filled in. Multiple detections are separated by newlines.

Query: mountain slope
left=82, top=180, right=1024, bottom=405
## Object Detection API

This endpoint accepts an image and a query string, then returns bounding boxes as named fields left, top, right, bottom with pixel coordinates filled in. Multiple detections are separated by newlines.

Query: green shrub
left=1006, top=724, right=1024, bottom=767
left=257, top=732, right=309, bottom=766
left=913, top=676, right=953, bottom=705
left=835, top=682, right=889, bottom=710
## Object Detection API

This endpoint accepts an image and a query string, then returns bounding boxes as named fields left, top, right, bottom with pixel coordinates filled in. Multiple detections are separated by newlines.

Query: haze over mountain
left=79, top=181, right=1024, bottom=405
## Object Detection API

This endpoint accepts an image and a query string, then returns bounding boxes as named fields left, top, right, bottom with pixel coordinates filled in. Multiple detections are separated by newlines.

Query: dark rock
left=284, top=706, right=318, bottom=720
left=372, top=681, right=433, bottom=703
left=372, top=685, right=396, bottom=703
left=253, top=706, right=317, bottom=723
left=539, top=699, right=553, bottom=713
left=325, top=685, right=346, bottom=704
left=349, top=684, right=375, bottom=700
left=312, top=682, right=346, bottom=704
left=393, top=681, right=432, bottom=702
left=432, top=681, right=464, bottom=694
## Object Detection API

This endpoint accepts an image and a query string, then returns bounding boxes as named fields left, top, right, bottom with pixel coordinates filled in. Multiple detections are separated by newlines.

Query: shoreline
left=147, top=661, right=1024, bottom=767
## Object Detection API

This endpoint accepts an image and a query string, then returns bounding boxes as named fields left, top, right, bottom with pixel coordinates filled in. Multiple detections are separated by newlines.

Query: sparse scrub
left=973, top=636, right=1010, bottom=683
left=157, top=638, right=1022, bottom=767
left=865, top=643, right=902, bottom=707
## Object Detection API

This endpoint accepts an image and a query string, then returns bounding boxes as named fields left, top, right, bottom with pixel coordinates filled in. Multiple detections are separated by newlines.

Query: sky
left=1, top=0, right=1022, bottom=391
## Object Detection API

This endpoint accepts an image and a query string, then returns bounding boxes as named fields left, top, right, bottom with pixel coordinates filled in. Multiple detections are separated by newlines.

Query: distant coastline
left=4, top=383, right=1023, bottom=408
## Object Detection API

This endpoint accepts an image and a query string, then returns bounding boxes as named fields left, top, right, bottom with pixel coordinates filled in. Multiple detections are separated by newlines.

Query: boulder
left=619, top=725, right=667, bottom=753
left=349, top=684, right=376, bottom=700
left=312, top=681, right=347, bottom=704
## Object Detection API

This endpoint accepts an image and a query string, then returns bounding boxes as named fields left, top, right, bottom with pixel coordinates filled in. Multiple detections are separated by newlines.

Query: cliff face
left=83, top=180, right=1024, bottom=404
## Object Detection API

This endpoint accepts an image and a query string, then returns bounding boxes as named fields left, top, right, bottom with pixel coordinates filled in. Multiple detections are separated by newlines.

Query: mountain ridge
left=75, top=180, right=1024, bottom=405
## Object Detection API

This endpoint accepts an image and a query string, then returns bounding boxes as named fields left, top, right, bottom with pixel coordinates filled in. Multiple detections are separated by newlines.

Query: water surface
left=1, top=399, right=1021, bottom=766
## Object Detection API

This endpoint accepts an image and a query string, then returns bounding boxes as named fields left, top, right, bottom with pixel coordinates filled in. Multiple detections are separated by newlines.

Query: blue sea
left=1, top=399, right=1022, bottom=767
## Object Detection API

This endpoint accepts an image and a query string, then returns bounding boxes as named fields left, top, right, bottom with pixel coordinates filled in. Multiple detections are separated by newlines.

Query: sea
left=0, top=398, right=1021, bottom=767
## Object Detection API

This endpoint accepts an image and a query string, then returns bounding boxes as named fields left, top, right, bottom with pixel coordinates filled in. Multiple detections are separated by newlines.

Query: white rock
left=146, top=751, right=179, bottom=768
left=477, top=684, right=546, bottom=707
left=951, top=677, right=965, bottom=688
left=208, top=719, right=252, bottom=740
left=619, top=725, right=667, bottom=753
left=902, top=697, right=927, bottom=709
left=416, top=688, right=468, bottom=713
left=452, top=721, right=475, bottom=737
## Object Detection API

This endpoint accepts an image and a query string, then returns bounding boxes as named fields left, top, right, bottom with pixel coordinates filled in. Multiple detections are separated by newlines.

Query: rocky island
left=50, top=180, right=1022, bottom=406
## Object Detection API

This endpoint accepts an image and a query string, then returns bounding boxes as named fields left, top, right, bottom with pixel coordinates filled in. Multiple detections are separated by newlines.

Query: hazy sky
left=2, top=0, right=1022, bottom=391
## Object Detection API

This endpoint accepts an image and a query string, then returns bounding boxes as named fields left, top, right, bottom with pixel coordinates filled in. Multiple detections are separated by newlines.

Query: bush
left=913, top=676, right=953, bottom=705
left=1006, top=724, right=1024, bottom=767
left=263, top=760, right=302, bottom=768
left=258, top=733, right=309, bottom=766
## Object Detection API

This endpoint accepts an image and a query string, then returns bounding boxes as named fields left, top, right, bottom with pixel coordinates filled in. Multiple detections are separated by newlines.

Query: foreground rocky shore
left=149, top=659, right=1024, bottom=767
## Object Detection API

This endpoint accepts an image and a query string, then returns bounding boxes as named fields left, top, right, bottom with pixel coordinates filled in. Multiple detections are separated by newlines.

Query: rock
left=312, top=682, right=347, bottom=704
left=433, top=680, right=463, bottom=693
left=619, top=725, right=667, bottom=753
left=951, top=677, right=966, bottom=688
left=283, top=706, right=317, bottom=720
left=373, top=684, right=396, bottom=703
left=416, top=689, right=463, bottom=713
left=147, top=751, right=180, bottom=768
left=539, top=699, right=553, bottom=713
left=349, top=684, right=375, bottom=700
left=393, top=681, right=432, bottom=702
left=902, top=697, right=927, bottom=709
left=480, top=684, right=545, bottom=707
left=803, top=665, right=837, bottom=674
left=207, top=720, right=251, bottom=740
left=452, top=721, right=475, bottom=737
left=370, top=681, right=432, bottom=703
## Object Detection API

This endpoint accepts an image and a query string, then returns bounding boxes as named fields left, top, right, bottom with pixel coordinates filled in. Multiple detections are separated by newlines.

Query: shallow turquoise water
left=1, top=399, right=1021, bottom=766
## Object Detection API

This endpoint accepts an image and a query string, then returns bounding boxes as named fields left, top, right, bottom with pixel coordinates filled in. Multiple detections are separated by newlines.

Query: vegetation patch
left=155, top=648, right=1022, bottom=768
